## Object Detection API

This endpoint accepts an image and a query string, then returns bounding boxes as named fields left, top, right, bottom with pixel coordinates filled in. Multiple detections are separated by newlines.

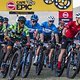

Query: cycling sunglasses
left=49, top=20, right=54, bottom=22
left=31, top=20, right=37, bottom=23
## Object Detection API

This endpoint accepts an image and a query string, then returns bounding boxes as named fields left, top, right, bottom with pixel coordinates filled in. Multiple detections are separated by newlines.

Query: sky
left=73, top=0, right=80, bottom=8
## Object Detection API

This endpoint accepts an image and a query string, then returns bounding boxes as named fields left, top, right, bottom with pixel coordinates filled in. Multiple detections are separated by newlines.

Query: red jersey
left=65, top=21, right=80, bottom=38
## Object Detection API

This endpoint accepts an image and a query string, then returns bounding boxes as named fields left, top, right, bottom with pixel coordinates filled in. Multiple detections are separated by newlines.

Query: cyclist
left=25, top=14, right=43, bottom=40
left=57, top=13, right=80, bottom=71
left=0, top=16, right=6, bottom=41
left=4, top=17, right=10, bottom=29
left=0, top=16, right=7, bottom=68
left=1, top=16, right=30, bottom=71
left=3, top=17, right=10, bottom=36
left=33, top=16, right=59, bottom=67
left=58, top=20, right=65, bottom=44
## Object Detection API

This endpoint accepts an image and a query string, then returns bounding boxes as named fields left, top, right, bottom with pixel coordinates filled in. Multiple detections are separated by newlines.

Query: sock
left=34, top=55, right=38, bottom=63
left=58, top=61, right=61, bottom=69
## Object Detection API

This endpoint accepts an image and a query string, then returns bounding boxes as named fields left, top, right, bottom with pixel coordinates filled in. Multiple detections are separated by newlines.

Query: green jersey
left=8, top=23, right=29, bottom=39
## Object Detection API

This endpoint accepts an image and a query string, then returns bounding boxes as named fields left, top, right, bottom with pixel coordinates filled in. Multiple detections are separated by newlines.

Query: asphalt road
left=0, top=65, right=80, bottom=80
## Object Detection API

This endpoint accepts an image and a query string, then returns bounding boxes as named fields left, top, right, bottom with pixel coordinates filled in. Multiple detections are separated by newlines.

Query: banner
left=59, top=11, right=73, bottom=24
left=0, top=0, right=73, bottom=11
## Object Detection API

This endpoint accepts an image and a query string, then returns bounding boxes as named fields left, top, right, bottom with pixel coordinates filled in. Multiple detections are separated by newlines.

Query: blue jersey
left=41, top=21, right=58, bottom=36
left=25, top=20, right=42, bottom=39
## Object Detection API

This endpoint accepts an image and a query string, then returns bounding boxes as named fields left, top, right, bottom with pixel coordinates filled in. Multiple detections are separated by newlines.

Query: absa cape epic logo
left=7, top=2, right=16, bottom=10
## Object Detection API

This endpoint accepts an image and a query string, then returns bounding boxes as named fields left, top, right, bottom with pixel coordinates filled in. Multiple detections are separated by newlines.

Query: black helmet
left=18, top=16, right=26, bottom=23
left=0, top=16, right=4, bottom=22
left=4, top=17, right=9, bottom=22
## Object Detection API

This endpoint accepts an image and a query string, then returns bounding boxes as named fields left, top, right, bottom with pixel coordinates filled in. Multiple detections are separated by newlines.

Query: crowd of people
left=0, top=12, right=80, bottom=78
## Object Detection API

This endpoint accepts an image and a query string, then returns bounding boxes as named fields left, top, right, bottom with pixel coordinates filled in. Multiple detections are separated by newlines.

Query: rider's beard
left=19, top=23, right=24, bottom=28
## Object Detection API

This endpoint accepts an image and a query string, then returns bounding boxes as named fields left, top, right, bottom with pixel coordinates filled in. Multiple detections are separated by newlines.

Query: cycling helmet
left=4, top=17, right=9, bottom=22
left=31, top=14, right=39, bottom=21
left=76, top=12, right=80, bottom=18
left=48, top=16, right=55, bottom=21
left=0, top=16, right=4, bottom=22
left=18, top=16, right=26, bottom=23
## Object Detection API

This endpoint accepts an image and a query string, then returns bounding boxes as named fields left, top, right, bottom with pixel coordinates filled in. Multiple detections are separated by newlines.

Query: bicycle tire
left=21, top=51, right=33, bottom=78
left=8, top=49, right=22, bottom=80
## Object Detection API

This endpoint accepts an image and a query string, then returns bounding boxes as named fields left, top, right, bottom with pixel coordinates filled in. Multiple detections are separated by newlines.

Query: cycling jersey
left=0, top=25, right=6, bottom=32
left=4, top=24, right=10, bottom=29
left=25, top=20, right=42, bottom=39
left=0, top=25, right=6, bottom=41
left=65, top=21, right=80, bottom=38
left=8, top=23, right=29, bottom=39
left=41, top=21, right=58, bottom=36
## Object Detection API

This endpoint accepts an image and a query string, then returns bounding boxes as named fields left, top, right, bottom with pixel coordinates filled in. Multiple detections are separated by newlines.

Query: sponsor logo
left=63, top=12, right=69, bottom=18
left=7, top=2, right=16, bottom=10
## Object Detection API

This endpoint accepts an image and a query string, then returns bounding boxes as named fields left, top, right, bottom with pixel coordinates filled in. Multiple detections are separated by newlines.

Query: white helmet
left=76, top=12, right=80, bottom=18
left=48, top=16, right=55, bottom=21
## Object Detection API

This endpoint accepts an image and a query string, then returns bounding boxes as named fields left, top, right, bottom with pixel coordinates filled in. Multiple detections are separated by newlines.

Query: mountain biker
left=1, top=16, right=30, bottom=71
left=58, top=20, right=65, bottom=44
left=4, top=17, right=10, bottom=29
left=3, top=17, right=10, bottom=36
left=0, top=16, right=7, bottom=69
left=33, top=16, right=59, bottom=67
left=57, top=12, right=80, bottom=71
left=25, top=14, right=43, bottom=40
left=0, top=16, right=6, bottom=41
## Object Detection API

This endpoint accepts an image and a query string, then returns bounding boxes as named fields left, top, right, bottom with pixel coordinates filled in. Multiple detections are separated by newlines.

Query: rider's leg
left=40, top=33, right=44, bottom=42
left=58, top=37, right=68, bottom=69
left=1, top=44, right=12, bottom=72
left=33, top=33, right=44, bottom=64
left=0, top=45, right=7, bottom=69
left=2, top=45, right=7, bottom=54
left=58, top=49, right=66, bottom=69
left=48, top=48, right=54, bottom=68
left=33, top=46, right=41, bottom=64
left=49, top=49, right=54, bottom=63
left=3, top=41, right=13, bottom=63
left=3, top=45, right=12, bottom=62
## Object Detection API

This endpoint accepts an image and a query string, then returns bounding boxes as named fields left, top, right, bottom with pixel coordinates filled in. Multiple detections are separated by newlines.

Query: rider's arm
left=55, top=34, right=59, bottom=43
left=40, top=22, right=46, bottom=42
left=4, top=25, right=14, bottom=41
left=52, top=25, right=59, bottom=43
left=38, top=24, right=44, bottom=42
left=7, top=25, right=13, bottom=31
left=24, top=26, right=30, bottom=44
left=34, top=23, right=43, bottom=41
left=27, top=36, right=30, bottom=44
left=62, top=21, right=73, bottom=36
left=2, top=25, right=7, bottom=36
left=62, top=28, right=67, bottom=36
